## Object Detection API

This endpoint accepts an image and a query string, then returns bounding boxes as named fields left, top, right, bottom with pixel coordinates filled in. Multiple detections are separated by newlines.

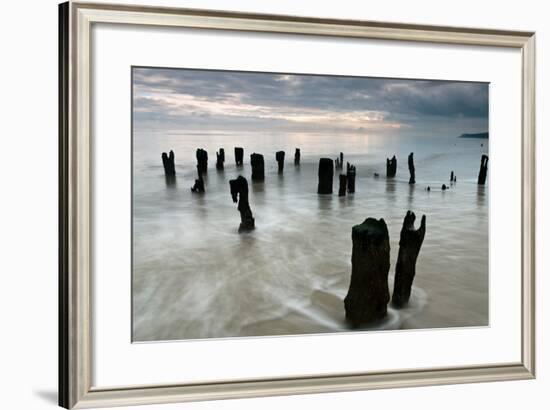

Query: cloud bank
left=133, top=67, right=488, bottom=138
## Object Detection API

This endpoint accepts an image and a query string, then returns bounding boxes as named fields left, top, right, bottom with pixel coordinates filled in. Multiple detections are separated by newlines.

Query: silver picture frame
left=59, top=2, right=536, bottom=408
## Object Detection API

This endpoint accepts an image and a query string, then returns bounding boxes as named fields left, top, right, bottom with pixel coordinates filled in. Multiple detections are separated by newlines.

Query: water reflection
left=317, top=194, right=333, bottom=211
left=477, top=185, right=486, bottom=207
left=164, top=175, right=177, bottom=188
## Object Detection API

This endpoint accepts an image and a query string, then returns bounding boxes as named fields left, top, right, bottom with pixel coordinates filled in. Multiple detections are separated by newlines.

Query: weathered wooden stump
left=196, top=148, right=208, bottom=174
left=335, top=152, right=344, bottom=170
left=161, top=150, right=176, bottom=176
left=294, top=148, right=301, bottom=165
left=317, top=158, right=334, bottom=194
left=191, top=168, right=205, bottom=193
left=386, top=155, right=397, bottom=178
left=392, top=211, right=426, bottom=308
left=450, top=171, right=454, bottom=182
left=338, top=174, right=347, bottom=197
left=229, top=175, right=255, bottom=232
left=216, top=148, right=225, bottom=170
left=477, top=154, right=488, bottom=185
left=344, top=218, right=391, bottom=326
left=276, top=151, right=285, bottom=173
left=441, top=184, right=448, bottom=190
left=408, top=152, right=415, bottom=184
left=250, top=153, right=265, bottom=181
left=234, top=147, right=244, bottom=166
left=346, top=162, right=356, bottom=193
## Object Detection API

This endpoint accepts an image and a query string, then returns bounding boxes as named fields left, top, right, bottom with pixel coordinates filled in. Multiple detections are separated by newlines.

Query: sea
left=132, top=131, right=489, bottom=342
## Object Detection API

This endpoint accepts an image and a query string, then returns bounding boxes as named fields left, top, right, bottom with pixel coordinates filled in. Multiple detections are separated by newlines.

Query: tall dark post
left=234, top=147, right=244, bottom=166
left=392, top=211, right=426, bottom=307
left=250, top=153, right=265, bottom=181
left=477, top=154, right=488, bottom=185
left=275, top=151, right=285, bottom=173
left=346, top=162, right=356, bottom=194
left=161, top=150, right=176, bottom=176
left=229, top=175, right=255, bottom=232
left=294, top=148, right=301, bottom=165
left=191, top=168, right=205, bottom=193
left=344, top=218, right=391, bottom=326
left=450, top=171, right=454, bottom=182
left=216, top=148, right=225, bottom=170
left=386, top=155, right=397, bottom=177
left=335, top=152, right=344, bottom=169
left=317, top=158, right=334, bottom=194
left=196, top=148, right=208, bottom=174
left=338, top=174, right=347, bottom=197
left=408, top=152, right=415, bottom=184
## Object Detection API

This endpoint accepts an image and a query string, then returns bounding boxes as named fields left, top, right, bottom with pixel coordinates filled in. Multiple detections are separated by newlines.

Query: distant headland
left=459, top=132, right=489, bottom=139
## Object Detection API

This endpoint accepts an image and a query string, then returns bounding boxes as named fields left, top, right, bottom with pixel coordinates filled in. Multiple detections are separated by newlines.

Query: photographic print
left=132, top=67, right=489, bottom=342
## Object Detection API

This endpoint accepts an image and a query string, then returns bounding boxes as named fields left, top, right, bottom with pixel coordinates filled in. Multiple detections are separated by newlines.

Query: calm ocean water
left=132, top=131, right=488, bottom=341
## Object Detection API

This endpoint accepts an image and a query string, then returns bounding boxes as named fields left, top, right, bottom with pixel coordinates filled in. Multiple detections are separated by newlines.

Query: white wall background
left=0, top=0, right=546, bottom=409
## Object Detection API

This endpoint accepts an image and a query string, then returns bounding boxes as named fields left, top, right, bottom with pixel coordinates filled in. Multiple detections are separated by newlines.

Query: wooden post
left=250, top=153, right=265, bottom=181
left=276, top=151, right=285, bottom=173
left=338, top=174, right=347, bottom=197
left=229, top=175, right=255, bottom=232
left=386, top=155, right=397, bottom=177
left=344, top=218, right=391, bottom=326
left=477, top=154, right=488, bottom=185
left=450, top=171, right=454, bottom=182
left=234, top=147, right=244, bottom=166
left=408, top=152, right=415, bottom=184
left=392, top=211, right=426, bottom=307
left=161, top=150, right=176, bottom=176
left=190, top=168, right=205, bottom=193
left=196, top=148, right=208, bottom=174
left=346, top=162, right=356, bottom=193
left=317, top=158, right=334, bottom=194
left=294, top=148, right=301, bottom=165
left=216, top=148, right=225, bottom=170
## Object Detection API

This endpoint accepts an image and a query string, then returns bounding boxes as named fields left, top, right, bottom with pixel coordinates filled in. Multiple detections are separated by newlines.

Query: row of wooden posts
left=160, top=147, right=487, bottom=326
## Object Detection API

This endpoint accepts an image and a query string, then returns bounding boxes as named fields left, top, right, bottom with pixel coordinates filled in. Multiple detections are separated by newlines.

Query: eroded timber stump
left=317, top=158, right=334, bottom=194
left=391, top=211, right=426, bottom=308
left=347, top=162, right=356, bottom=193
left=294, top=148, right=301, bottom=165
left=338, top=174, right=347, bottom=197
left=161, top=150, right=176, bottom=176
left=408, top=152, right=415, bottom=184
left=344, top=218, right=391, bottom=327
left=216, top=148, right=225, bottom=170
left=196, top=148, right=208, bottom=174
left=276, top=151, right=285, bottom=173
left=477, top=154, right=488, bottom=185
left=386, top=155, right=397, bottom=178
left=229, top=175, right=255, bottom=232
left=234, top=147, right=244, bottom=166
left=250, top=153, right=265, bottom=181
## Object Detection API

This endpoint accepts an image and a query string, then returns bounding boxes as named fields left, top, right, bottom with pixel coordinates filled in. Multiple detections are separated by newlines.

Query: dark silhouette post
left=294, top=148, right=301, bottom=165
left=408, top=152, right=415, bottom=184
left=234, top=147, right=244, bottom=166
left=477, top=154, right=488, bottom=185
left=191, top=168, right=205, bottom=193
left=392, top=211, right=426, bottom=307
left=335, top=152, right=344, bottom=169
left=161, top=150, right=176, bottom=176
left=450, top=171, right=454, bottom=183
left=346, top=162, right=356, bottom=194
left=250, top=153, right=265, bottom=181
left=317, top=158, right=334, bottom=194
left=276, top=151, right=285, bottom=173
left=196, top=148, right=208, bottom=174
left=338, top=174, right=347, bottom=197
left=344, top=218, right=391, bottom=326
left=386, top=155, right=397, bottom=177
left=229, top=175, right=255, bottom=232
left=216, top=148, right=225, bottom=170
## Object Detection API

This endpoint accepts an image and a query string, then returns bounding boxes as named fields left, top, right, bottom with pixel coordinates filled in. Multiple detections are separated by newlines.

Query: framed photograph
left=59, top=1, right=535, bottom=408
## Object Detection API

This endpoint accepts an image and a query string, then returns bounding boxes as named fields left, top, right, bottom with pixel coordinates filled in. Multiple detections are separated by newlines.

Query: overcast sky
left=133, top=67, right=488, bottom=138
